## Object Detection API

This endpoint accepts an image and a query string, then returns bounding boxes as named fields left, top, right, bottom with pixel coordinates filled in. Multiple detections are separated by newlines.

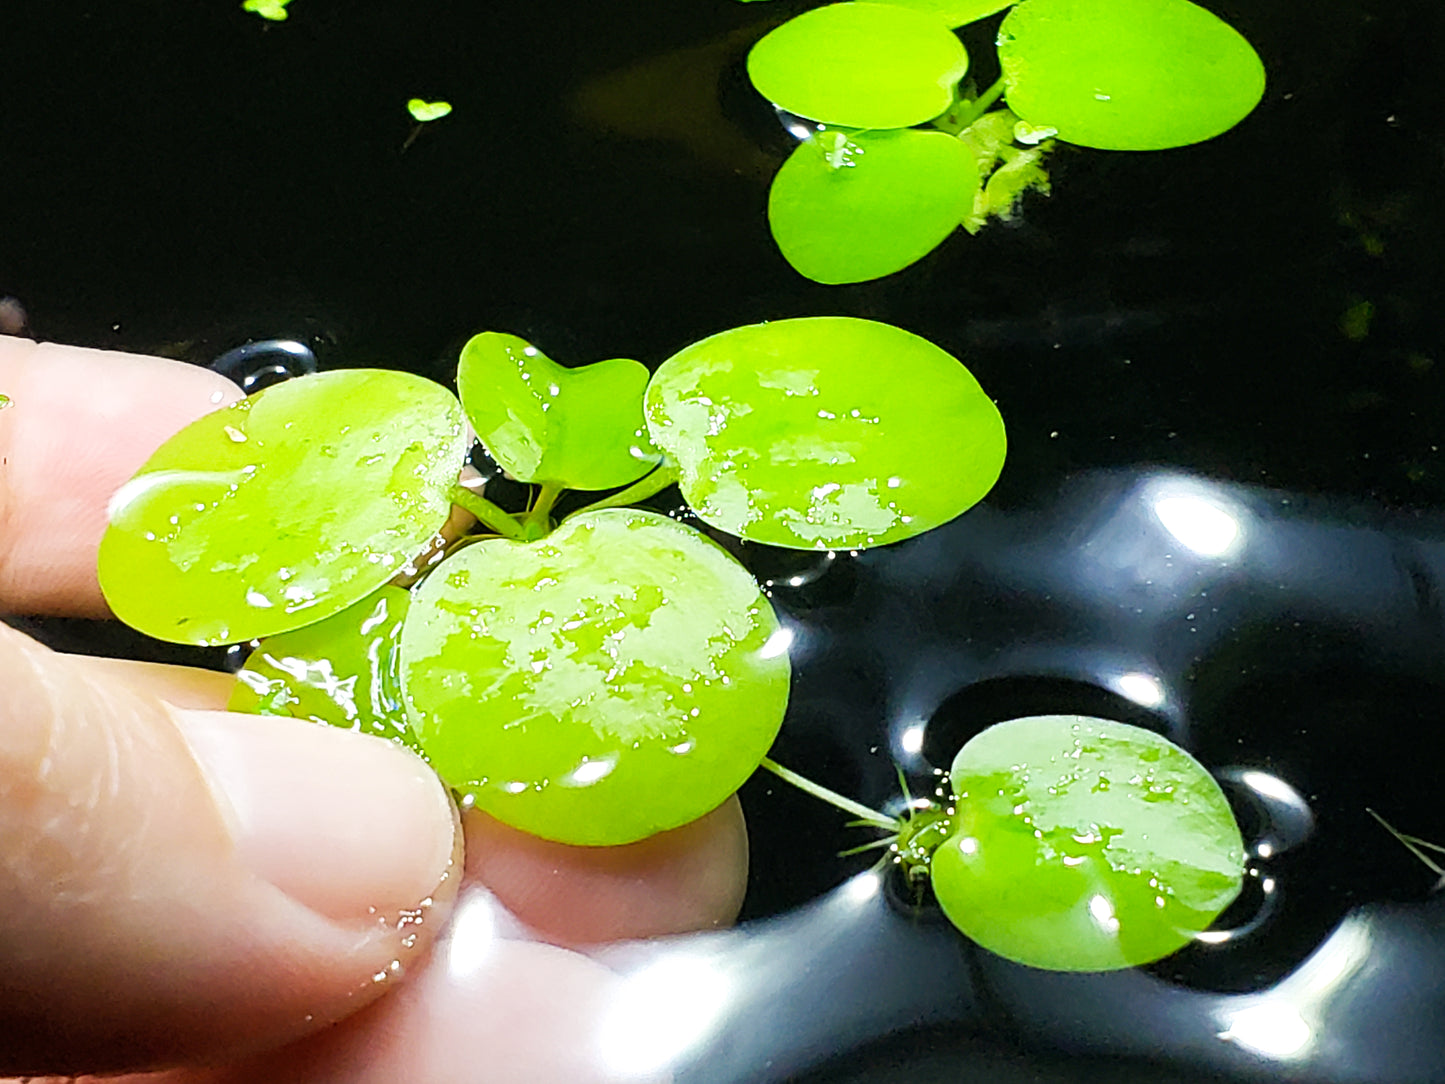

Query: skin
left=0, top=335, right=749, bottom=1083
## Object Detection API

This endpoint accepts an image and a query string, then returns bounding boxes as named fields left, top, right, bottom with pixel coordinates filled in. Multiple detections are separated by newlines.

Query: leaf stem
left=568, top=463, right=680, bottom=518
left=449, top=484, right=528, bottom=541
left=952, top=75, right=1008, bottom=131
left=759, top=756, right=900, bottom=831
left=524, top=482, right=564, bottom=537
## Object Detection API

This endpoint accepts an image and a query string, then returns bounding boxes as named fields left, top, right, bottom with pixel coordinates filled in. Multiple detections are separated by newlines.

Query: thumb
left=0, top=622, right=461, bottom=1077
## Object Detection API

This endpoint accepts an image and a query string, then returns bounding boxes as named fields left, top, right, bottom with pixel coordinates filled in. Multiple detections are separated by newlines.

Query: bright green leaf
left=769, top=127, right=979, bottom=284
left=98, top=369, right=466, bottom=645
left=998, top=0, right=1266, bottom=151
left=748, top=3, right=970, bottom=128
left=457, top=332, right=661, bottom=491
left=229, top=585, right=419, bottom=750
left=645, top=317, right=1006, bottom=550
left=242, top=0, right=292, bottom=21
left=871, top=0, right=1015, bottom=29
left=932, top=715, right=1245, bottom=971
left=407, top=99, right=453, bottom=123
left=400, top=508, right=790, bottom=845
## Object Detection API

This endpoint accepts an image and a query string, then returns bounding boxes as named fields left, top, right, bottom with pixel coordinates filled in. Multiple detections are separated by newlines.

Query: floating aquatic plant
left=774, top=715, right=1246, bottom=971
left=99, top=317, right=1005, bottom=845
left=97, top=320, right=1248, bottom=973
left=746, top=0, right=1266, bottom=283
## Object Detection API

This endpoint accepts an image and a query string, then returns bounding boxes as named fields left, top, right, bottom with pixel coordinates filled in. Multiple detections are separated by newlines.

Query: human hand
left=0, top=336, right=748, bottom=1082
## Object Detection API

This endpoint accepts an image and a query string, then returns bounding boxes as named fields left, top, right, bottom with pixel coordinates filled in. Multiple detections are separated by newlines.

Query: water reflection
left=1152, top=488, right=1245, bottom=558
left=1215, top=917, right=1373, bottom=1060
left=210, top=338, right=319, bottom=391
left=635, top=466, right=1445, bottom=1081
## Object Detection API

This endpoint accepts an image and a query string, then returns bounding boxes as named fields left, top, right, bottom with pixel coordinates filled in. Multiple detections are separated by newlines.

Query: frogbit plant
left=98, top=317, right=1007, bottom=847
left=96, top=322, right=1251, bottom=971
left=746, top=0, right=1266, bottom=283
left=777, top=714, right=1247, bottom=971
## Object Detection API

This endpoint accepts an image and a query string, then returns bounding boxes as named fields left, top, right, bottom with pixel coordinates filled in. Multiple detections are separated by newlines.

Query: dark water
left=5, top=0, right=1445, bottom=1081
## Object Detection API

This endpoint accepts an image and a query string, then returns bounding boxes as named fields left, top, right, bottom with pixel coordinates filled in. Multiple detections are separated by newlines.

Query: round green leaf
left=931, top=715, right=1246, bottom=971
left=457, top=332, right=661, bottom=491
left=873, top=0, right=1016, bottom=29
left=747, top=3, right=970, bottom=129
left=400, top=508, right=791, bottom=845
left=229, top=584, right=418, bottom=750
left=645, top=317, right=1005, bottom=550
left=769, top=128, right=979, bottom=284
left=98, top=369, right=466, bottom=645
left=998, top=0, right=1266, bottom=151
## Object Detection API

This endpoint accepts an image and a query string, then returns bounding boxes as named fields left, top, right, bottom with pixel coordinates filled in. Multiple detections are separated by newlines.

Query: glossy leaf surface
left=747, top=3, right=969, bottom=129
left=98, top=369, right=465, bottom=645
left=645, top=317, right=1006, bottom=550
left=769, top=128, right=979, bottom=284
left=229, top=585, right=418, bottom=750
left=931, top=715, right=1245, bottom=971
left=400, top=508, right=791, bottom=845
left=998, top=0, right=1265, bottom=151
left=457, top=332, right=660, bottom=491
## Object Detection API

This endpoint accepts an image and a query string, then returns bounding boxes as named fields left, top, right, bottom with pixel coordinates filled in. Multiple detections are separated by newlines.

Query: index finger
left=0, top=336, right=242, bottom=616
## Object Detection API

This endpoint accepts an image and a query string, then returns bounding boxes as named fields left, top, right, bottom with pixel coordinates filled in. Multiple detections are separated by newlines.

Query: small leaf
left=407, top=99, right=453, bottom=123
left=457, top=332, right=661, bottom=491
left=242, top=0, right=292, bottom=22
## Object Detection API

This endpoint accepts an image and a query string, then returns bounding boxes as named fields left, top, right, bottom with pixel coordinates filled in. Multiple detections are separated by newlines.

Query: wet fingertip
left=174, top=709, right=461, bottom=925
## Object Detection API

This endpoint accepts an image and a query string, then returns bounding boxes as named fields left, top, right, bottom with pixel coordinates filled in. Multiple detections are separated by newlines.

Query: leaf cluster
left=747, top=0, right=1266, bottom=283
left=98, top=318, right=1006, bottom=845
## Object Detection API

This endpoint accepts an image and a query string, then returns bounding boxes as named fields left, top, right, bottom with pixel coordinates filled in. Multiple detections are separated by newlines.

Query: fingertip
left=0, top=337, right=242, bottom=616
left=463, top=797, right=749, bottom=947
left=0, top=624, right=461, bottom=1075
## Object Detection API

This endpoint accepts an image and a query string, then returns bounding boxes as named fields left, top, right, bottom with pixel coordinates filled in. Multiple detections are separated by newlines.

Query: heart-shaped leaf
left=769, top=127, right=979, bottom=284
left=242, top=0, right=292, bottom=21
left=399, top=507, right=791, bottom=845
left=98, top=369, right=466, bottom=645
left=747, top=3, right=970, bottom=129
left=645, top=317, right=1006, bottom=550
left=457, top=332, right=662, bottom=491
left=407, top=98, right=453, bottom=123
left=998, top=0, right=1265, bottom=151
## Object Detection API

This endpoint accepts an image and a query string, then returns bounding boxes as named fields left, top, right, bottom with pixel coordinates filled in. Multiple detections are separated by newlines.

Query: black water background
left=4, top=0, right=1445, bottom=1080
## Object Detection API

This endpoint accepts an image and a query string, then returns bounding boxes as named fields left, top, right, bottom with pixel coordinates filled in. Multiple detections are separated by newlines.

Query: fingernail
left=174, top=709, right=458, bottom=923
